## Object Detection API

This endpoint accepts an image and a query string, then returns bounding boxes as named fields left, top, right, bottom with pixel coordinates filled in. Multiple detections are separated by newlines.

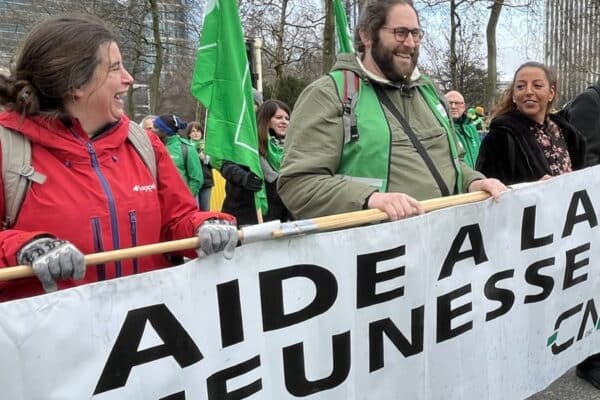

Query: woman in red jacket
left=0, top=14, right=238, bottom=301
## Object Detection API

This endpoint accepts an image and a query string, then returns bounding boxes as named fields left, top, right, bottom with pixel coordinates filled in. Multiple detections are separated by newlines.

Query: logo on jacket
left=133, top=183, right=157, bottom=193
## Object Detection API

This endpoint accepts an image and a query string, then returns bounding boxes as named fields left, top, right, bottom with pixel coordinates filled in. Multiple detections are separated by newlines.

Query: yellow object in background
left=209, top=169, right=226, bottom=211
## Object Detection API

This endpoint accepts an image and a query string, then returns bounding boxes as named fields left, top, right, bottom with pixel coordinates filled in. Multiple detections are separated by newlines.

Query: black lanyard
left=372, top=84, right=451, bottom=196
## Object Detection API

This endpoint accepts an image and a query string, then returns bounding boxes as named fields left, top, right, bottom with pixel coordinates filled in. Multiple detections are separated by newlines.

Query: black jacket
left=564, top=85, right=600, bottom=166
left=476, top=111, right=586, bottom=185
left=200, top=162, right=214, bottom=188
left=221, top=161, right=290, bottom=227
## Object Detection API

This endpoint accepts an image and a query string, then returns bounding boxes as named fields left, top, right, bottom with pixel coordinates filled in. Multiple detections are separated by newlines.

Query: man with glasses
left=445, top=90, right=481, bottom=168
left=278, top=0, right=505, bottom=220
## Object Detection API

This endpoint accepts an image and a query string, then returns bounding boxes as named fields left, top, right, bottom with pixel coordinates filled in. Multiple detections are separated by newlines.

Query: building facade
left=545, top=0, right=600, bottom=105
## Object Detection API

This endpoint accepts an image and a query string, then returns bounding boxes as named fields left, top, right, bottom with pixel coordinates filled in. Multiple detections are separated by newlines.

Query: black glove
left=17, top=237, right=86, bottom=292
left=221, top=161, right=263, bottom=192
left=242, top=172, right=263, bottom=192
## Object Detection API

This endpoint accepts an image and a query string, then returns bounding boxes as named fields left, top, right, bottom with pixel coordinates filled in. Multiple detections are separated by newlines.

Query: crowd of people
left=0, top=0, right=599, bottom=392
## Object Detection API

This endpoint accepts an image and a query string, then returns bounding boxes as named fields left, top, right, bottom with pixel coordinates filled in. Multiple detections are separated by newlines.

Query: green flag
left=191, top=0, right=267, bottom=214
left=333, top=0, right=354, bottom=54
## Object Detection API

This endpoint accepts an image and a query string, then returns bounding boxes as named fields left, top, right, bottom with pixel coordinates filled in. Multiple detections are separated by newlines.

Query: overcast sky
left=415, top=1, right=545, bottom=81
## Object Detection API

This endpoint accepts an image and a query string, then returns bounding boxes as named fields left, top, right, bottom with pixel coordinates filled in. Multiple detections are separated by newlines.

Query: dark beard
left=371, top=35, right=417, bottom=83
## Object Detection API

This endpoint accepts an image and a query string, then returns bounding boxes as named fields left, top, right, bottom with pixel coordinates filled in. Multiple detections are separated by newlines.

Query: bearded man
left=278, top=0, right=505, bottom=220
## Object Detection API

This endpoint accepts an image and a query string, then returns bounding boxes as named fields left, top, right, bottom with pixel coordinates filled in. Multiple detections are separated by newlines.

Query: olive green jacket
left=278, top=54, right=484, bottom=219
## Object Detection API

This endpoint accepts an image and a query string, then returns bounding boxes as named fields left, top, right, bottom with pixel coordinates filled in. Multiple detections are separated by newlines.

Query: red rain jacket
left=0, top=112, right=235, bottom=301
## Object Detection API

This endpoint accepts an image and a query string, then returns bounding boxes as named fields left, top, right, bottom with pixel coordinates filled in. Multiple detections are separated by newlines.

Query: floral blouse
left=532, top=118, right=572, bottom=176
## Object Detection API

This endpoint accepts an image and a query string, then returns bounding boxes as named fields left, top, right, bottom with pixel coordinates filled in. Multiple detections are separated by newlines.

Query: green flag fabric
left=333, top=0, right=354, bottom=54
left=191, top=0, right=267, bottom=214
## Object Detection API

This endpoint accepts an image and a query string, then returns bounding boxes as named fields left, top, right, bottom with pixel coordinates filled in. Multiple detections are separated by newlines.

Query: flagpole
left=0, top=191, right=492, bottom=281
left=333, top=0, right=354, bottom=54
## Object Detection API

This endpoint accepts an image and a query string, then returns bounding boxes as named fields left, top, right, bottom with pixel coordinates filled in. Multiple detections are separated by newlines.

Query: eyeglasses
left=381, top=26, right=425, bottom=43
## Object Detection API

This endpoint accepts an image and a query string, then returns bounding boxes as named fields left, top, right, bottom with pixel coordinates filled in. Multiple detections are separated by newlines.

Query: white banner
left=1, top=167, right=600, bottom=400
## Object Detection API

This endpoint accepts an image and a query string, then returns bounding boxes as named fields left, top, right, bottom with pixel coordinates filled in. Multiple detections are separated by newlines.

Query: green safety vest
left=329, top=70, right=463, bottom=194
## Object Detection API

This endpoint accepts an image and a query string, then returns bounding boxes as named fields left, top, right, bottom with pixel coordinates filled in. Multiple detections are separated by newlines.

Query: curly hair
left=354, top=0, right=418, bottom=54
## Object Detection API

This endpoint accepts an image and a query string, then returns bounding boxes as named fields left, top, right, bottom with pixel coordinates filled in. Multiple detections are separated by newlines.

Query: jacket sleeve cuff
left=2, top=230, right=54, bottom=266
left=462, top=170, right=486, bottom=192
left=189, top=211, right=237, bottom=230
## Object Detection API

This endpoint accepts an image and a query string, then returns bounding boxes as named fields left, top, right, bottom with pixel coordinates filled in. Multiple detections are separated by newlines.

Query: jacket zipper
left=85, top=141, right=123, bottom=277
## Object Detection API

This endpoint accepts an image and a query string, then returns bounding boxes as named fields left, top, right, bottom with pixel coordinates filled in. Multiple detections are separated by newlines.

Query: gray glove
left=17, top=237, right=86, bottom=293
left=196, top=220, right=238, bottom=260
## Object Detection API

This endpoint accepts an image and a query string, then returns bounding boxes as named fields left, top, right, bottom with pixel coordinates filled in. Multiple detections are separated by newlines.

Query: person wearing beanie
left=153, top=114, right=204, bottom=198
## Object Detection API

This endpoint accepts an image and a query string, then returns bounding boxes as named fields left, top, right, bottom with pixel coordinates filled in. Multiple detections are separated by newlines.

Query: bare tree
left=420, top=0, right=541, bottom=109
left=240, top=0, right=324, bottom=93
left=485, top=0, right=503, bottom=110
left=146, top=0, right=163, bottom=115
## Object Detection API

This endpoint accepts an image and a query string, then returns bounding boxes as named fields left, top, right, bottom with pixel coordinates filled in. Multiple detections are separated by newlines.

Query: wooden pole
left=272, top=190, right=491, bottom=237
left=255, top=207, right=264, bottom=224
left=0, top=191, right=491, bottom=281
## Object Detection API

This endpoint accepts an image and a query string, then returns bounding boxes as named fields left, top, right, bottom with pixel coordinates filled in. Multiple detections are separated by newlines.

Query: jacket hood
left=0, top=111, right=130, bottom=162
left=331, top=53, right=423, bottom=88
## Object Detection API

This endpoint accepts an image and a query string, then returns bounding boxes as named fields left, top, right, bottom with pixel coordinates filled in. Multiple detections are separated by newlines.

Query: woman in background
left=185, top=121, right=214, bottom=211
left=153, top=114, right=204, bottom=199
left=257, top=99, right=291, bottom=223
left=221, top=99, right=291, bottom=225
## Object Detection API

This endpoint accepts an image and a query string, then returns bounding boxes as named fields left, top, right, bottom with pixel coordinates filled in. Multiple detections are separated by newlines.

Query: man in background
left=564, top=82, right=600, bottom=166
left=564, top=81, right=600, bottom=390
left=445, top=90, right=481, bottom=168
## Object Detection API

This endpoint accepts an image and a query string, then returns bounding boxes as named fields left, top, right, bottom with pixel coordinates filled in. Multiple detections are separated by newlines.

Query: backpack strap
left=0, top=126, right=47, bottom=228
left=0, top=123, right=156, bottom=229
left=127, top=123, right=157, bottom=182
left=340, top=70, right=360, bottom=144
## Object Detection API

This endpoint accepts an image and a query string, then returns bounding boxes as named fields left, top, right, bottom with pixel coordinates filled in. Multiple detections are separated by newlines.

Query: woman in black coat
left=476, top=62, right=586, bottom=185
left=221, top=100, right=291, bottom=226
